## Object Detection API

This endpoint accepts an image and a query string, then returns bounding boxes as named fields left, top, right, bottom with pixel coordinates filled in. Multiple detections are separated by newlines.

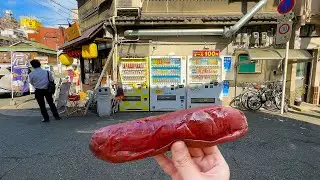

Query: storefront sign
left=65, top=22, right=81, bottom=41
left=59, top=54, right=73, bottom=66
left=34, top=56, right=48, bottom=64
left=67, top=49, right=82, bottom=58
left=193, top=50, right=220, bottom=57
left=20, top=17, right=42, bottom=31
left=11, top=52, right=29, bottom=93
left=82, top=43, right=98, bottom=59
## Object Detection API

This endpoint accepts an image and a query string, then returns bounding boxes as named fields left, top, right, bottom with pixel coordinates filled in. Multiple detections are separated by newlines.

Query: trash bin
left=95, top=87, right=113, bottom=117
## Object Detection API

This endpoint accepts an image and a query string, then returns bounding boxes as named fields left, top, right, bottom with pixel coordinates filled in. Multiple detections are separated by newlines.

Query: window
left=296, top=63, right=306, bottom=78
left=238, top=55, right=261, bottom=73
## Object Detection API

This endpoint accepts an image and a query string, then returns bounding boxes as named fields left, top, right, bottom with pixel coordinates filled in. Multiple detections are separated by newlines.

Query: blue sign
left=224, top=57, right=232, bottom=72
left=222, top=81, right=230, bottom=97
left=277, top=0, right=295, bottom=14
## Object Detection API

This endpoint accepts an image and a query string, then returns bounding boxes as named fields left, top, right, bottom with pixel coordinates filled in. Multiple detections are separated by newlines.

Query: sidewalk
left=1, top=96, right=320, bottom=126
left=260, top=102, right=320, bottom=126
left=0, top=97, right=42, bottom=117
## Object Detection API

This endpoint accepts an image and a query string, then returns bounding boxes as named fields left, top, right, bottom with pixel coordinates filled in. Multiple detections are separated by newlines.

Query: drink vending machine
left=118, top=57, right=149, bottom=111
left=186, top=55, right=223, bottom=108
left=149, top=56, right=187, bottom=111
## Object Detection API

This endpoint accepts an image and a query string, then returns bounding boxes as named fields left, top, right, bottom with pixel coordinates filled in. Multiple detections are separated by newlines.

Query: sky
left=0, top=0, right=77, bottom=27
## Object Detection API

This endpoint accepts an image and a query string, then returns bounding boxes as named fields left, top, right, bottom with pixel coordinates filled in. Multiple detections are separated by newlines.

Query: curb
left=290, top=105, right=308, bottom=112
left=0, top=96, right=35, bottom=110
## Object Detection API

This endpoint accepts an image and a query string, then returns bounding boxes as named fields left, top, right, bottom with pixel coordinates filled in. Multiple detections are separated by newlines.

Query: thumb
left=171, top=141, right=201, bottom=180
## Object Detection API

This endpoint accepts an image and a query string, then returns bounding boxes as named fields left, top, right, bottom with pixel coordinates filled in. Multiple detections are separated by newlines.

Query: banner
left=193, top=50, right=220, bottom=57
left=11, top=52, right=30, bottom=93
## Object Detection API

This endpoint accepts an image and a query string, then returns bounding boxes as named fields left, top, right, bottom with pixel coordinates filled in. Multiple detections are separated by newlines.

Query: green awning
left=0, top=47, right=57, bottom=55
left=0, top=40, right=57, bottom=55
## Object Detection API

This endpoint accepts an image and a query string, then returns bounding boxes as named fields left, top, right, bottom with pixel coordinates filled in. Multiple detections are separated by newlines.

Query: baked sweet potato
left=90, top=105, right=248, bottom=163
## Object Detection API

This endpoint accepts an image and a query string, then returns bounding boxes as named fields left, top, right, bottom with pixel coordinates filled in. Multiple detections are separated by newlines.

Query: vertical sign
left=276, top=0, right=295, bottom=44
left=222, top=81, right=230, bottom=97
left=11, top=53, right=30, bottom=93
left=275, top=21, right=293, bottom=45
left=223, top=56, right=232, bottom=72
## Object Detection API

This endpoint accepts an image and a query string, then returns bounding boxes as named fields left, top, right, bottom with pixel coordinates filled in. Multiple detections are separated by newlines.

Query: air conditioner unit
left=117, top=0, right=142, bottom=17
left=250, top=32, right=260, bottom=46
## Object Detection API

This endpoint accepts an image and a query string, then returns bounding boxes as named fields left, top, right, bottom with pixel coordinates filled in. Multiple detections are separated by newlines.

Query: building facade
left=72, top=0, right=320, bottom=105
left=28, top=27, right=66, bottom=50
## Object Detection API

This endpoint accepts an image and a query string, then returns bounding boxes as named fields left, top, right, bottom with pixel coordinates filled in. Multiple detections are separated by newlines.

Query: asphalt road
left=0, top=111, right=320, bottom=180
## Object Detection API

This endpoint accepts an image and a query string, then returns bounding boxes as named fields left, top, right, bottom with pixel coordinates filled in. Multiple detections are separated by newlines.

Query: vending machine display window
left=186, top=55, right=223, bottom=109
left=149, top=56, right=187, bottom=111
left=119, top=57, right=150, bottom=111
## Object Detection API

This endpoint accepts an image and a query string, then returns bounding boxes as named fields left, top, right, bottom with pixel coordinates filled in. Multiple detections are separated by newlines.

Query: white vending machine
left=186, top=55, right=223, bottom=109
left=149, top=56, right=187, bottom=111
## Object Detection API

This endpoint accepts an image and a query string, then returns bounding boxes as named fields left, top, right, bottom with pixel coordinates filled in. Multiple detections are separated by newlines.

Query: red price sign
left=193, top=50, right=220, bottom=57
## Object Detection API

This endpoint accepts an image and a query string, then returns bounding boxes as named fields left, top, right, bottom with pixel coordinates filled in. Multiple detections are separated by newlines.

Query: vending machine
left=149, top=56, right=187, bottom=111
left=186, top=51, right=223, bottom=109
left=118, top=57, right=149, bottom=111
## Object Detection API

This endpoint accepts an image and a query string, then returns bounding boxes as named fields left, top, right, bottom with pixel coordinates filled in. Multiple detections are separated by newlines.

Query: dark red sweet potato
left=90, top=105, right=248, bottom=163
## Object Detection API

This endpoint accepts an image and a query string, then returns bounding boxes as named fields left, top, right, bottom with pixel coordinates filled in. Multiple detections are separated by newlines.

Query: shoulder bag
left=47, top=71, right=56, bottom=94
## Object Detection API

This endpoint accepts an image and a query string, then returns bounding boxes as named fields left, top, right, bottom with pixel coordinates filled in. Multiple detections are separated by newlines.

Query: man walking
left=29, top=60, right=61, bottom=122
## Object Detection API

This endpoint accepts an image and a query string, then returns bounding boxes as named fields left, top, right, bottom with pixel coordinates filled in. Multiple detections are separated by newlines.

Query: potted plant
left=294, top=85, right=307, bottom=106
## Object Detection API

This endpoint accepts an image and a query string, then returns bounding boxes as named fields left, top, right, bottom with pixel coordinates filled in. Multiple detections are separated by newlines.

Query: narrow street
left=1, top=111, right=319, bottom=180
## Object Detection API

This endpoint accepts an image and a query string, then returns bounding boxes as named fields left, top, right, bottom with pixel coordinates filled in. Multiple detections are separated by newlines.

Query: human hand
left=154, top=141, right=230, bottom=180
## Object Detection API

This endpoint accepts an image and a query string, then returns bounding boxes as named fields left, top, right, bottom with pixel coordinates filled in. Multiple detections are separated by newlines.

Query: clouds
left=7, top=0, right=17, bottom=6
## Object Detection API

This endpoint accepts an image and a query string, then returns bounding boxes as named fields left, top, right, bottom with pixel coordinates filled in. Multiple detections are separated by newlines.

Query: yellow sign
left=82, top=43, right=98, bottom=59
left=155, top=89, right=163, bottom=94
left=193, top=50, right=220, bottom=57
left=65, top=23, right=81, bottom=41
left=59, top=54, right=73, bottom=66
left=20, top=17, right=41, bottom=30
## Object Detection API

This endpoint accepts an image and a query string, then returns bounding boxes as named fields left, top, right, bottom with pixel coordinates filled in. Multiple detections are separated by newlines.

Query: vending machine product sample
left=186, top=55, right=223, bottom=108
left=149, top=56, right=187, bottom=111
left=119, top=58, right=149, bottom=111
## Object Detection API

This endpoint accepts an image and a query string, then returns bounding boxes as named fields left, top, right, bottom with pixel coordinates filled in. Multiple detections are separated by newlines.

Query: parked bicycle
left=230, top=81, right=289, bottom=112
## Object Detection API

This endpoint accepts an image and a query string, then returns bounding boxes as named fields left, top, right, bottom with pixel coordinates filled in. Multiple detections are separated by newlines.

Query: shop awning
left=59, top=22, right=106, bottom=50
left=243, top=49, right=313, bottom=63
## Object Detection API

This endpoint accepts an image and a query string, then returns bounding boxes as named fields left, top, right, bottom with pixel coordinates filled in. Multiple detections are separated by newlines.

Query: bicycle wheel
left=229, top=95, right=241, bottom=108
left=241, top=90, right=257, bottom=110
left=247, top=95, right=263, bottom=111
left=274, top=93, right=288, bottom=110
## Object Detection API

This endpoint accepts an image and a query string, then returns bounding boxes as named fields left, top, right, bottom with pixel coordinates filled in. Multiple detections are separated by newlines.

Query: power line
left=41, top=0, right=75, bottom=17
left=47, top=0, right=78, bottom=15
left=64, top=0, right=78, bottom=7
left=31, top=0, right=71, bottom=19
